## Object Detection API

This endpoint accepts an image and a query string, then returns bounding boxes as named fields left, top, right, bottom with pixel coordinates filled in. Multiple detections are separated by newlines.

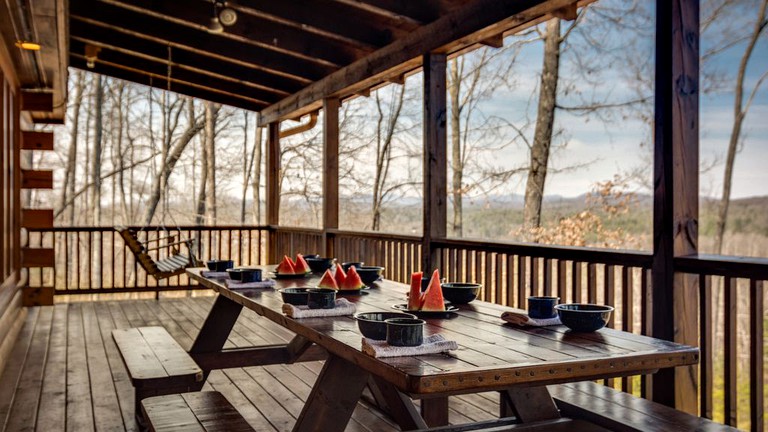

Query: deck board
left=0, top=295, right=508, bottom=431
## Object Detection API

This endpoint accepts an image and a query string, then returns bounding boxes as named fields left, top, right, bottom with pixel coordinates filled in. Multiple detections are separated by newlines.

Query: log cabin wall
left=0, top=45, right=26, bottom=378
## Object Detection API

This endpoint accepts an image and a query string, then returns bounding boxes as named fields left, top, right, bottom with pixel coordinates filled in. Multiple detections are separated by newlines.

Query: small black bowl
left=356, top=266, right=385, bottom=285
left=441, top=283, right=481, bottom=304
left=355, top=311, right=417, bottom=340
left=308, top=288, right=336, bottom=309
left=227, top=268, right=262, bottom=283
left=279, top=288, right=310, bottom=305
left=555, top=303, right=614, bottom=332
left=305, top=257, right=335, bottom=273
left=386, top=318, right=425, bottom=347
left=341, top=261, right=364, bottom=272
left=528, top=296, right=559, bottom=319
left=206, top=259, right=234, bottom=272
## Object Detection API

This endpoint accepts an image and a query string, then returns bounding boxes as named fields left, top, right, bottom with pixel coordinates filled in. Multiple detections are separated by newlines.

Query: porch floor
left=0, top=294, right=502, bottom=431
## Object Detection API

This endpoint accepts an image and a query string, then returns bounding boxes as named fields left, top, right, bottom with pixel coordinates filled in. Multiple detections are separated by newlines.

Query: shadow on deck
left=0, top=294, right=502, bottom=431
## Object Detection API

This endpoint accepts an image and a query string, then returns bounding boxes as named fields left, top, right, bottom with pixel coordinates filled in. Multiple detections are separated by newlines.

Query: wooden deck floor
left=0, top=295, right=502, bottom=431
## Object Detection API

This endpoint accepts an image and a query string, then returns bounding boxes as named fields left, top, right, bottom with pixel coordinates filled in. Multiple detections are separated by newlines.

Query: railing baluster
left=700, top=274, right=713, bottom=419
left=724, top=276, right=737, bottom=426
left=621, top=266, right=634, bottom=394
left=749, top=279, right=763, bottom=432
left=587, top=263, right=597, bottom=304
left=557, top=260, right=567, bottom=303
left=530, top=257, right=539, bottom=297
left=543, top=258, right=552, bottom=297
left=572, top=261, right=582, bottom=303
left=517, top=256, right=526, bottom=309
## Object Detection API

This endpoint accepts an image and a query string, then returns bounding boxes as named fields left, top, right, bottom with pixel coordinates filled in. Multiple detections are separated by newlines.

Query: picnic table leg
left=368, top=376, right=428, bottom=430
left=293, top=354, right=370, bottom=432
left=188, top=294, right=243, bottom=379
left=421, top=397, right=449, bottom=427
left=499, top=386, right=560, bottom=423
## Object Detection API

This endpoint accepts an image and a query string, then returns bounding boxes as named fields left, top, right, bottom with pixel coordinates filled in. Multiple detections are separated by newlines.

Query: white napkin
left=501, top=311, right=562, bottom=327
left=201, top=271, right=230, bottom=278
left=282, top=298, right=356, bottom=318
left=225, top=279, right=275, bottom=289
left=362, top=334, right=458, bottom=358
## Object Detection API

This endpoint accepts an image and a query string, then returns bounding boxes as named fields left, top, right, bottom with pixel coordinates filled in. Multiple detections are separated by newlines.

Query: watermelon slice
left=317, top=269, right=339, bottom=290
left=294, top=254, right=310, bottom=274
left=342, top=266, right=365, bottom=290
left=334, top=265, right=347, bottom=287
left=275, top=255, right=297, bottom=274
left=407, top=271, right=424, bottom=310
left=420, top=269, right=446, bottom=311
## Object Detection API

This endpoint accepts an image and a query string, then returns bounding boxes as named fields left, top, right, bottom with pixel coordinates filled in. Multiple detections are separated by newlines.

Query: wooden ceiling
left=7, top=0, right=583, bottom=125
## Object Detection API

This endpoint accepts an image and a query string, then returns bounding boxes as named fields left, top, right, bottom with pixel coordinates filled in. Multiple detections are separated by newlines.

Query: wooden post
left=422, top=53, right=447, bottom=273
left=323, top=98, right=340, bottom=258
left=266, top=121, right=281, bottom=264
left=651, top=0, right=699, bottom=413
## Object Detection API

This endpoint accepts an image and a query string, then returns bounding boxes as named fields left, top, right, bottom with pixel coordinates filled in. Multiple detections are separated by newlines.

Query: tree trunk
left=204, top=102, right=220, bottom=225
left=713, top=0, right=768, bottom=254
left=371, top=86, right=405, bottom=231
left=241, top=112, right=249, bottom=224
left=91, top=75, right=104, bottom=225
left=59, top=70, right=86, bottom=225
left=523, top=18, right=561, bottom=235
left=449, top=58, right=463, bottom=237
left=252, top=125, right=263, bottom=224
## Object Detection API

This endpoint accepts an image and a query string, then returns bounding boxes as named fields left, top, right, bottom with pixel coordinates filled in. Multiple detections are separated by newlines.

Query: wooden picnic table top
left=187, top=267, right=699, bottom=397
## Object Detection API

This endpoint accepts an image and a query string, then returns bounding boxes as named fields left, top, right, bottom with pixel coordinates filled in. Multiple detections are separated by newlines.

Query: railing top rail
left=30, top=225, right=272, bottom=233
left=275, top=226, right=324, bottom=235
left=675, top=254, right=768, bottom=280
left=327, top=228, right=423, bottom=243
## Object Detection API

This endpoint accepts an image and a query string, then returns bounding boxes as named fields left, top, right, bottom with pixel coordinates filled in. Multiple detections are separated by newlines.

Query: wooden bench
left=414, top=417, right=610, bottom=431
left=141, top=392, right=255, bottom=432
left=549, top=382, right=739, bottom=432
left=112, top=327, right=204, bottom=422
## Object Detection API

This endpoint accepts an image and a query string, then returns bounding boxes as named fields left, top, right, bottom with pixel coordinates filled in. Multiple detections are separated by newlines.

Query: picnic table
left=186, top=267, right=699, bottom=431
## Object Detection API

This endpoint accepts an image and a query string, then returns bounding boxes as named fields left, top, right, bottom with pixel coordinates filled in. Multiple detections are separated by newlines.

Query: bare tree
left=58, top=70, right=87, bottom=225
left=251, top=125, right=263, bottom=224
left=714, top=0, right=768, bottom=254
left=371, top=85, right=406, bottom=230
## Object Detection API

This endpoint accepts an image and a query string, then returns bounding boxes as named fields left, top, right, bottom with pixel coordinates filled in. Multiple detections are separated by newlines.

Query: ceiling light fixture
left=218, top=5, right=237, bottom=26
left=15, top=40, right=40, bottom=50
left=207, top=1, right=236, bottom=33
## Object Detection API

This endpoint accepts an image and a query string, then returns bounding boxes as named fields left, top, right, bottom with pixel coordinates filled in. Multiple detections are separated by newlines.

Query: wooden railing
left=25, top=225, right=269, bottom=294
left=23, top=225, right=766, bottom=430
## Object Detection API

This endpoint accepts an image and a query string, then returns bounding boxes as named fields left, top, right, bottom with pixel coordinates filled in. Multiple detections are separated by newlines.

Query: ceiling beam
left=70, top=56, right=267, bottom=112
left=99, top=0, right=367, bottom=67
left=70, top=1, right=335, bottom=82
left=259, top=0, right=576, bottom=125
left=69, top=41, right=281, bottom=105
left=69, top=24, right=300, bottom=96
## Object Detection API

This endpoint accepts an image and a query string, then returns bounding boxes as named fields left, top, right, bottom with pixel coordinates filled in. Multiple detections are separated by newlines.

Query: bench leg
left=293, top=354, right=370, bottom=432
left=420, top=397, right=449, bottom=427
left=500, top=386, right=560, bottom=423
left=369, top=376, right=428, bottom=431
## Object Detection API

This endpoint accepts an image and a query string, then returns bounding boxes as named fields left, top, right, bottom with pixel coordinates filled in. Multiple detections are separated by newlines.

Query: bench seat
left=113, top=326, right=204, bottom=422
left=550, top=382, right=739, bottom=432
left=142, top=391, right=255, bottom=432
left=414, top=417, right=610, bottom=432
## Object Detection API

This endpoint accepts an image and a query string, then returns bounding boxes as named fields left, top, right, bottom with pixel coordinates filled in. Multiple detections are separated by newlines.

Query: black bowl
left=206, top=259, right=234, bottom=272
left=441, top=283, right=481, bottom=304
left=356, top=266, right=385, bottom=285
left=341, top=261, right=364, bottom=272
left=279, top=288, right=310, bottom=305
left=305, top=257, right=335, bottom=273
left=227, top=268, right=262, bottom=283
left=354, top=311, right=417, bottom=340
left=555, top=303, right=614, bottom=332
left=303, top=254, right=320, bottom=259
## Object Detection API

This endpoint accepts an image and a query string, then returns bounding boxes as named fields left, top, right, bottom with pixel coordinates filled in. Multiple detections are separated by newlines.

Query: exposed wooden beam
left=69, top=41, right=280, bottom=105
left=552, top=3, right=578, bottom=20
left=480, top=34, right=505, bottom=49
left=21, top=131, right=54, bottom=151
left=422, top=53, right=447, bottom=273
left=330, top=0, right=438, bottom=24
left=266, top=122, right=281, bottom=264
left=69, top=57, right=267, bottom=112
left=69, top=3, right=333, bottom=82
left=70, top=20, right=303, bottom=94
left=20, top=91, right=53, bottom=112
left=322, top=98, right=340, bottom=257
left=99, top=0, right=366, bottom=67
left=651, top=0, right=699, bottom=413
left=259, top=0, right=576, bottom=125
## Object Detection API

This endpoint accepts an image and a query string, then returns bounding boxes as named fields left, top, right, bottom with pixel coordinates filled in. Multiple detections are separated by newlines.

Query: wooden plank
left=20, top=90, right=53, bottom=112
left=0, top=307, right=38, bottom=428
left=21, top=131, right=54, bottom=150
left=651, top=0, right=699, bottom=411
left=259, top=0, right=576, bottom=124
left=36, top=305, right=70, bottom=432
left=422, top=53, right=447, bottom=272
left=323, top=97, right=340, bottom=257
left=21, top=208, right=54, bottom=228
left=21, top=247, right=55, bottom=268
left=21, top=170, right=53, bottom=189
left=66, top=304, right=95, bottom=432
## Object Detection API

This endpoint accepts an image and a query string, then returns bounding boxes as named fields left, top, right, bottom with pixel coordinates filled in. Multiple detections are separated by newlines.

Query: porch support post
left=651, top=0, right=699, bottom=413
left=422, top=53, right=447, bottom=273
left=266, top=121, right=281, bottom=264
left=323, top=98, right=340, bottom=258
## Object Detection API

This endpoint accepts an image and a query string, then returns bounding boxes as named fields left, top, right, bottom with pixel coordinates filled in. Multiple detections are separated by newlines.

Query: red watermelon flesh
left=334, top=265, right=347, bottom=287
left=294, top=254, right=310, bottom=274
left=420, top=269, right=445, bottom=311
left=317, top=269, right=339, bottom=289
left=342, top=266, right=365, bottom=290
left=275, top=255, right=296, bottom=274
left=407, top=271, right=424, bottom=310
